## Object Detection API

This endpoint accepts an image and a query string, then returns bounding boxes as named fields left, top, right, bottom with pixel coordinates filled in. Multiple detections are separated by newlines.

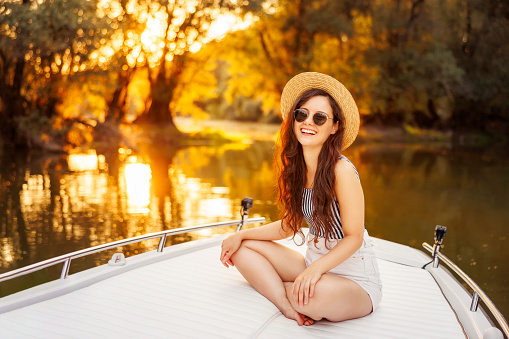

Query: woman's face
left=293, top=95, right=338, bottom=149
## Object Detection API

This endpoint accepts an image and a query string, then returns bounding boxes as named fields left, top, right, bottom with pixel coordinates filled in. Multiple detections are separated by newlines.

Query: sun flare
left=124, top=161, right=152, bottom=214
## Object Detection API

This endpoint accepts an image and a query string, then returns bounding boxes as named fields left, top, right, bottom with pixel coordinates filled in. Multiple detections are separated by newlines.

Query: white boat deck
left=0, top=233, right=471, bottom=338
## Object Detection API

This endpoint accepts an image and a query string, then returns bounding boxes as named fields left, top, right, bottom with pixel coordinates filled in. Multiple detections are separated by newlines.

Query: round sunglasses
left=293, top=108, right=334, bottom=126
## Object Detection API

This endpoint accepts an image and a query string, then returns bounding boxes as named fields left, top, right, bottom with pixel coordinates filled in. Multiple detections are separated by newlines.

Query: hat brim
left=280, top=72, right=360, bottom=151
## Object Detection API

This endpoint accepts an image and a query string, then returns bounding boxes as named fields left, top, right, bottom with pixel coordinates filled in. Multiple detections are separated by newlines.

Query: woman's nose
left=304, top=112, right=315, bottom=125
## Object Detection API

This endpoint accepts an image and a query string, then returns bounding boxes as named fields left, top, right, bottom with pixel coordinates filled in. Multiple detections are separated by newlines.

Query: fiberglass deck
left=0, top=235, right=465, bottom=338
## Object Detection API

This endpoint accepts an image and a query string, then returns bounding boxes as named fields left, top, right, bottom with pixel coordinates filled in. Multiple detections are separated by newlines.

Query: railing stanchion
left=236, top=197, right=253, bottom=232
left=60, top=258, right=71, bottom=280
left=470, top=292, right=480, bottom=312
left=432, top=225, right=447, bottom=268
left=157, top=234, right=167, bottom=253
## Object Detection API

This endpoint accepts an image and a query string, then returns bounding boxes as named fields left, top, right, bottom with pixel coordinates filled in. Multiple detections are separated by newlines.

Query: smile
left=301, top=128, right=317, bottom=135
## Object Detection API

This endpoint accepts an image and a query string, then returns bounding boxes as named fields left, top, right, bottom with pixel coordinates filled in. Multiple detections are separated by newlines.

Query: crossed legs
left=230, top=239, right=372, bottom=325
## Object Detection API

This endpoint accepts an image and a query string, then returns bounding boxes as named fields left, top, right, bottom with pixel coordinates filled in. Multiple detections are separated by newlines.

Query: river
left=0, top=140, right=507, bottom=319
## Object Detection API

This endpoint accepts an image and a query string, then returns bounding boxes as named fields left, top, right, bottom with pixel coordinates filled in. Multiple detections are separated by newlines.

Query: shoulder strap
left=339, top=155, right=360, bottom=181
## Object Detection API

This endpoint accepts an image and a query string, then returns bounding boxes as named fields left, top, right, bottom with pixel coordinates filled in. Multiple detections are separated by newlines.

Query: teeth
left=301, top=128, right=316, bottom=135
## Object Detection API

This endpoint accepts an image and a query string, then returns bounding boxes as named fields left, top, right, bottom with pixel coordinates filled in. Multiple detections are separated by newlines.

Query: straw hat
left=280, top=72, right=360, bottom=150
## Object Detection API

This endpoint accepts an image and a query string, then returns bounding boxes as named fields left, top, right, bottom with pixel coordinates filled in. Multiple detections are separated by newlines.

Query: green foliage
left=217, top=0, right=509, bottom=134
left=128, top=0, right=265, bottom=126
left=0, top=0, right=112, bottom=148
left=2, top=0, right=508, bottom=150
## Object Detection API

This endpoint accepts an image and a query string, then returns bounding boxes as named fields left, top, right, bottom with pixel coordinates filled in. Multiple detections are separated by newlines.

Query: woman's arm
left=292, top=159, right=365, bottom=306
left=220, top=219, right=294, bottom=267
left=309, top=159, right=365, bottom=271
left=239, top=219, right=294, bottom=241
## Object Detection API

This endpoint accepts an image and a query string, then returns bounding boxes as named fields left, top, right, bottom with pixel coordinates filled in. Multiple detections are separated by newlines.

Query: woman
left=220, top=72, right=382, bottom=326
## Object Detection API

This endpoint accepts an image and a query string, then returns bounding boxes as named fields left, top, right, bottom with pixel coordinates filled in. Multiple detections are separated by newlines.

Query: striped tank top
left=302, top=156, right=360, bottom=240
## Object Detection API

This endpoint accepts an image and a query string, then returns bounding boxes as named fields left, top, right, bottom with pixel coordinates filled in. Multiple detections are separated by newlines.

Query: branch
left=400, top=0, right=425, bottom=46
left=159, top=2, right=175, bottom=80
left=257, top=26, right=289, bottom=77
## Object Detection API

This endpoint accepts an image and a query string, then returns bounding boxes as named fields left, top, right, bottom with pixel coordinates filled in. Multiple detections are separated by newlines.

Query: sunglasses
left=293, top=108, right=334, bottom=126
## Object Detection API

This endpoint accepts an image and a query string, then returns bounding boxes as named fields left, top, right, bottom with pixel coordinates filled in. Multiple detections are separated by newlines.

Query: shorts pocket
left=331, top=254, right=368, bottom=280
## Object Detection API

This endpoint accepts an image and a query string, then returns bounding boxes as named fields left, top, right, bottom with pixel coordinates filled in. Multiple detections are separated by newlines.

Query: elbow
left=355, top=234, right=364, bottom=249
left=344, top=232, right=364, bottom=250
left=279, top=219, right=295, bottom=239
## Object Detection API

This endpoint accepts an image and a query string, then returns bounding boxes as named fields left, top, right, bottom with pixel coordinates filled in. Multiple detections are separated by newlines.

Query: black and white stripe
left=302, top=156, right=359, bottom=240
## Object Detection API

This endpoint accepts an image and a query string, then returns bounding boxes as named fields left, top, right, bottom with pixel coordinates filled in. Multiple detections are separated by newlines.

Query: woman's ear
left=331, top=121, right=339, bottom=135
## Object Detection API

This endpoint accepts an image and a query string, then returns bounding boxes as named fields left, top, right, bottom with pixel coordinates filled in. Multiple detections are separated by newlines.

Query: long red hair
left=276, top=89, right=345, bottom=245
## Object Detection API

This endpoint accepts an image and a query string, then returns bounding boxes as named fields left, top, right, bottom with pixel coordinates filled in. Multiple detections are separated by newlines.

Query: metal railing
left=423, top=242, right=509, bottom=338
left=0, top=217, right=265, bottom=284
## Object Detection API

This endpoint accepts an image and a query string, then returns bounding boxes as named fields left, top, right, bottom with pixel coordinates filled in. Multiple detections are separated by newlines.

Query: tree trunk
left=1, top=0, right=30, bottom=146
left=140, top=54, right=187, bottom=132
left=145, top=92, right=177, bottom=128
left=1, top=93, right=27, bottom=148
left=106, top=67, right=134, bottom=124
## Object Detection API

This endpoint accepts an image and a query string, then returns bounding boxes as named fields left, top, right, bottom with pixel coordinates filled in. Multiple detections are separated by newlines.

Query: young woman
left=220, top=72, right=382, bottom=326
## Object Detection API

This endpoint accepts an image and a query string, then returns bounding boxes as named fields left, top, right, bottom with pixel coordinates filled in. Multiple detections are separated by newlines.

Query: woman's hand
left=292, top=265, right=324, bottom=307
left=220, top=232, right=243, bottom=268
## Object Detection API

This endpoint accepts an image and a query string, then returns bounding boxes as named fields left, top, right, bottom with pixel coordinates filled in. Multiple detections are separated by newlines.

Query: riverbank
left=175, top=117, right=509, bottom=156
left=174, top=117, right=453, bottom=145
left=2, top=117, right=504, bottom=157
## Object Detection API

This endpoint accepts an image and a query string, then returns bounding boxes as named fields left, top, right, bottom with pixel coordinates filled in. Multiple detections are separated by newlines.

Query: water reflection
left=0, top=141, right=277, bottom=275
left=67, top=150, right=100, bottom=172
left=0, top=142, right=507, bottom=318
left=123, top=157, right=152, bottom=214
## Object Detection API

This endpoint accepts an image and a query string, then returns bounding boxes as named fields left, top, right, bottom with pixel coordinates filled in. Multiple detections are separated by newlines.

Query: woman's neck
left=302, top=146, right=321, bottom=188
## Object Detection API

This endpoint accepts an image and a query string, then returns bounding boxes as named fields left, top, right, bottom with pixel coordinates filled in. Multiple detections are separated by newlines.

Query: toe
left=303, top=316, right=315, bottom=326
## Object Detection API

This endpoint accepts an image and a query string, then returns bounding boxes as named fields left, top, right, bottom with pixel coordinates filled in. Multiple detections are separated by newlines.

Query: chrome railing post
left=157, top=234, right=167, bottom=253
left=60, top=258, right=71, bottom=280
left=432, top=244, right=441, bottom=268
left=236, top=197, right=253, bottom=232
left=470, top=292, right=480, bottom=312
left=236, top=213, right=248, bottom=232
left=432, top=225, right=447, bottom=268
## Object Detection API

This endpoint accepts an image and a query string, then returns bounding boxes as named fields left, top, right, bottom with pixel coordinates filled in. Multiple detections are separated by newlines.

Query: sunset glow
left=68, top=151, right=99, bottom=172
left=124, top=160, right=152, bottom=214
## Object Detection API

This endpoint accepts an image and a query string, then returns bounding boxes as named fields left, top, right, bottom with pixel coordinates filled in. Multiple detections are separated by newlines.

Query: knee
left=229, top=248, right=243, bottom=265
left=230, top=240, right=254, bottom=264
left=239, top=239, right=258, bottom=250
left=232, top=240, right=261, bottom=259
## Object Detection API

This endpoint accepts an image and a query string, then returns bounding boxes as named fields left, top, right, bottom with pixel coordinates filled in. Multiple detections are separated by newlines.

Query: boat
left=0, top=198, right=507, bottom=338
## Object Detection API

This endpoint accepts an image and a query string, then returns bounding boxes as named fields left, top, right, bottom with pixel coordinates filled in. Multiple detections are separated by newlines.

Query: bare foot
left=282, top=307, right=305, bottom=326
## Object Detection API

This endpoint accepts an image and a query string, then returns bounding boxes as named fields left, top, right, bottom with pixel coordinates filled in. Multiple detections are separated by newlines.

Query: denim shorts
left=304, top=229, right=383, bottom=311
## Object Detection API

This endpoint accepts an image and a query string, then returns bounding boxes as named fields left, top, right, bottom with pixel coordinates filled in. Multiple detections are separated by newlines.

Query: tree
left=448, top=0, right=509, bottom=132
left=216, top=0, right=373, bottom=119
left=365, top=0, right=466, bottom=127
left=0, top=0, right=110, bottom=149
left=95, top=0, right=149, bottom=125
left=366, top=0, right=509, bottom=131
left=131, top=0, right=263, bottom=133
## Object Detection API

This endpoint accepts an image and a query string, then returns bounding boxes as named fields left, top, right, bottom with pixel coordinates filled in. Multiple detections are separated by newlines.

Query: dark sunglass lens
left=294, top=109, right=308, bottom=122
left=313, top=113, right=328, bottom=126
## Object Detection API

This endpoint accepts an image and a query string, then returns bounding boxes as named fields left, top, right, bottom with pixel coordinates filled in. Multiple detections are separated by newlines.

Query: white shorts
left=304, top=229, right=383, bottom=311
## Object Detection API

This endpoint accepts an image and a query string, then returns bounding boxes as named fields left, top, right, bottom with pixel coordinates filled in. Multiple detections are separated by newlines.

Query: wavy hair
left=276, top=89, right=345, bottom=246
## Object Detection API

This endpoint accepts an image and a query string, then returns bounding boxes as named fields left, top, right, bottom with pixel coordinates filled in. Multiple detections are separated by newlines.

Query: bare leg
left=231, top=240, right=309, bottom=325
left=285, top=273, right=373, bottom=322
left=231, top=240, right=372, bottom=325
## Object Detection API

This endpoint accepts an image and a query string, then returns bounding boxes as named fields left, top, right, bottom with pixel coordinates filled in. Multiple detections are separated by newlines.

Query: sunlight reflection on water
left=68, top=150, right=99, bottom=172
left=124, top=159, right=152, bottom=214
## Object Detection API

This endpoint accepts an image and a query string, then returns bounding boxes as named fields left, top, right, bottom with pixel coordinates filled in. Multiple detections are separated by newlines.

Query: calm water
left=0, top=141, right=508, bottom=319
